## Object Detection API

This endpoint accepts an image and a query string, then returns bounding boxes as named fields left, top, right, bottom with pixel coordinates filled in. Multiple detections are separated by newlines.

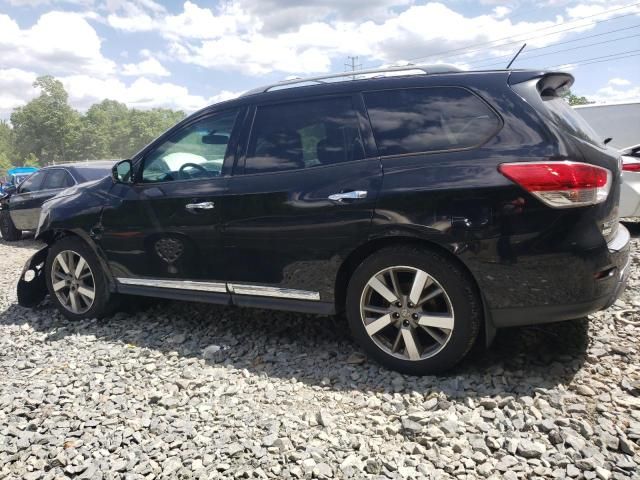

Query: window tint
left=545, top=97, right=602, bottom=146
left=142, top=109, right=239, bottom=183
left=77, top=167, right=111, bottom=182
left=364, top=87, right=500, bottom=157
left=42, top=169, right=75, bottom=190
left=245, top=97, right=364, bottom=174
left=18, top=171, right=45, bottom=193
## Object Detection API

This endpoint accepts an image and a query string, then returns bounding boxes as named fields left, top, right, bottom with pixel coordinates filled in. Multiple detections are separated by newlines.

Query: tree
left=561, top=90, right=593, bottom=106
left=0, top=121, right=13, bottom=177
left=125, top=108, right=185, bottom=155
left=10, top=76, right=80, bottom=165
left=3, top=74, right=186, bottom=165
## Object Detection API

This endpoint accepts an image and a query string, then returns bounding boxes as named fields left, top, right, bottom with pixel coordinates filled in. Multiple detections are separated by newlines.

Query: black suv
left=17, top=66, right=630, bottom=374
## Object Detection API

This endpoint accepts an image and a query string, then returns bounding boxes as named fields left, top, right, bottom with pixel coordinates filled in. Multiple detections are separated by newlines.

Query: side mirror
left=112, top=160, right=133, bottom=183
left=4, top=184, right=17, bottom=195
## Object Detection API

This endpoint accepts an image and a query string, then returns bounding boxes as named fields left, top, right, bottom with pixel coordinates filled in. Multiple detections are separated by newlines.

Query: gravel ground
left=0, top=226, right=639, bottom=480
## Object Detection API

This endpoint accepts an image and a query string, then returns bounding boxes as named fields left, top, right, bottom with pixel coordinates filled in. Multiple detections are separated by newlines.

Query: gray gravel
left=0, top=226, right=639, bottom=480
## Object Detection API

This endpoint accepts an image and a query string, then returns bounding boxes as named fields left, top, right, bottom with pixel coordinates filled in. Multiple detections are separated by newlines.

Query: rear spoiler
left=508, top=71, right=575, bottom=97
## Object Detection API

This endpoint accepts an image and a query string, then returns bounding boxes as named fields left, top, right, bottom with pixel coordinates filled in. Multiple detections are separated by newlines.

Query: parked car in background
left=0, top=166, right=39, bottom=195
left=573, top=101, right=640, bottom=150
left=0, top=161, right=116, bottom=241
left=573, top=102, right=640, bottom=219
left=620, top=144, right=640, bottom=218
left=16, top=66, right=630, bottom=374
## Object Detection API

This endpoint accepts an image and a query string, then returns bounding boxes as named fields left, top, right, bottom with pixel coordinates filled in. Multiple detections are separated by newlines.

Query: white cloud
left=60, top=75, right=210, bottom=112
left=0, top=11, right=115, bottom=77
left=209, top=90, right=243, bottom=104
left=0, top=68, right=39, bottom=117
left=107, top=1, right=626, bottom=76
left=493, top=6, right=512, bottom=19
left=121, top=57, right=170, bottom=77
left=586, top=79, right=640, bottom=104
left=608, top=77, right=631, bottom=86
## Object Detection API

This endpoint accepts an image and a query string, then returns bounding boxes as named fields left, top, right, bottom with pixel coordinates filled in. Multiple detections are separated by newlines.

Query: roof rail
left=242, top=63, right=462, bottom=96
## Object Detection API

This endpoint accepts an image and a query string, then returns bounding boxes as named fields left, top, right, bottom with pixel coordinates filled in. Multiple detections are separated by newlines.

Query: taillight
left=498, top=161, right=612, bottom=208
left=622, top=157, right=640, bottom=172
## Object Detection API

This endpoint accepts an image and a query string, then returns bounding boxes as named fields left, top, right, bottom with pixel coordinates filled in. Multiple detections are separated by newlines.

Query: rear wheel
left=0, top=211, right=22, bottom=241
left=346, top=246, right=481, bottom=375
left=46, top=236, right=118, bottom=320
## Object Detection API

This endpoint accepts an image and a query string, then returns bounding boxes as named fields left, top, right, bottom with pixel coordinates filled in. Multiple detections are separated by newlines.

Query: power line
left=560, top=52, right=640, bottom=67
left=466, top=23, right=640, bottom=67
left=476, top=33, right=640, bottom=68
left=547, top=48, right=640, bottom=68
left=398, top=2, right=640, bottom=64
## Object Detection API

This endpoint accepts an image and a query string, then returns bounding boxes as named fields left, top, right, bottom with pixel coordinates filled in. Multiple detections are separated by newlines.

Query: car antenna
left=506, top=43, right=527, bottom=69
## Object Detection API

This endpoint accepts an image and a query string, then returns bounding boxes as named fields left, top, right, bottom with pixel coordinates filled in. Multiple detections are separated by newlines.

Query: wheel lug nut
left=402, top=320, right=410, bottom=327
left=408, top=302, right=414, bottom=308
left=412, top=313, right=419, bottom=320
left=393, top=312, right=400, bottom=319
left=395, top=302, right=402, bottom=307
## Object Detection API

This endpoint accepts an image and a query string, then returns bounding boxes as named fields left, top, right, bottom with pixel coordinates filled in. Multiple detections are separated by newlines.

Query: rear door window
left=363, top=87, right=501, bottom=157
left=41, top=169, right=75, bottom=190
left=18, top=171, right=45, bottom=193
left=244, top=96, right=365, bottom=174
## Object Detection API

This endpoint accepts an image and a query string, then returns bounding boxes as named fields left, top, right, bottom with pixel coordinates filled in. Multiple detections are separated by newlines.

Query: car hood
left=43, top=177, right=110, bottom=205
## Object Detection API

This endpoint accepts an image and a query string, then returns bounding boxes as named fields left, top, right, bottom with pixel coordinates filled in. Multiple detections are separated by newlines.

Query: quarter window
left=244, top=97, right=365, bottom=174
left=142, top=109, right=240, bottom=183
left=364, top=87, right=501, bottom=157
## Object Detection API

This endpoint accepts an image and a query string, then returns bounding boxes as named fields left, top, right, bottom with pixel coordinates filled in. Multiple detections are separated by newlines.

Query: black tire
left=0, top=211, right=22, bottom=241
left=346, top=246, right=481, bottom=375
left=45, top=236, right=119, bottom=320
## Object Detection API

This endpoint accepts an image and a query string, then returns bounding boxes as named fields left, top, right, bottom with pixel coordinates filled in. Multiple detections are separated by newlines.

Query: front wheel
left=45, top=236, right=118, bottom=320
left=0, top=211, right=22, bottom=241
left=346, top=246, right=481, bottom=375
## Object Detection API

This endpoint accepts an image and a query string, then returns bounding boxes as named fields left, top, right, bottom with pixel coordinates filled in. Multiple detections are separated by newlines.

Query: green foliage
left=3, top=75, right=186, bottom=168
left=561, top=90, right=593, bottom=106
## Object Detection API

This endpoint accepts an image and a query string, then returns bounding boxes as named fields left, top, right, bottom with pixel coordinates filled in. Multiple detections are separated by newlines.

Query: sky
left=0, top=0, right=639, bottom=119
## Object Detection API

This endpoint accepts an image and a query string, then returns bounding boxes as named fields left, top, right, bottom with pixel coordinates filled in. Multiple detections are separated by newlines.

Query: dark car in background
left=0, top=161, right=116, bottom=241
left=16, top=66, right=630, bottom=375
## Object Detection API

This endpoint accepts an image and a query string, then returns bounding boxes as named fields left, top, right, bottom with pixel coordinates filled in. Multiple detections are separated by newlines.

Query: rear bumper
left=490, top=224, right=631, bottom=328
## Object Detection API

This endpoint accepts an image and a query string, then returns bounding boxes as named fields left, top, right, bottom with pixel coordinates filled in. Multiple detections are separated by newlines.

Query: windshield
left=12, top=174, right=31, bottom=184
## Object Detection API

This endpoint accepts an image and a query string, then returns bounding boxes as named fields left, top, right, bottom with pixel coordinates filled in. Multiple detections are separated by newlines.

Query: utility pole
left=345, top=56, right=362, bottom=80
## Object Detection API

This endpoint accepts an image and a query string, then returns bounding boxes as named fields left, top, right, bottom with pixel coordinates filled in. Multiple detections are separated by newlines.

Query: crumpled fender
left=17, top=246, right=49, bottom=308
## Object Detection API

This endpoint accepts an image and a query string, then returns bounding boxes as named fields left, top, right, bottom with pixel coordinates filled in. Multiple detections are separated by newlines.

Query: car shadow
left=0, top=296, right=588, bottom=399
left=622, top=220, right=640, bottom=237
left=0, top=232, right=42, bottom=250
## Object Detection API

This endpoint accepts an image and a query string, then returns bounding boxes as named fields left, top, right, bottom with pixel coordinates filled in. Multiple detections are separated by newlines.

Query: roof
left=47, top=160, right=118, bottom=170
left=574, top=100, right=640, bottom=109
left=241, top=63, right=463, bottom=96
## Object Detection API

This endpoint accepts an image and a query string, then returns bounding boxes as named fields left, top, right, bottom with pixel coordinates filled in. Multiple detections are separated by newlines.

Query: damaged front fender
left=17, top=246, right=49, bottom=308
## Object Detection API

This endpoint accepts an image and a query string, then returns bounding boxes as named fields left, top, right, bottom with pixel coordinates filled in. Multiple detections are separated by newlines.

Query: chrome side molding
left=116, top=278, right=320, bottom=301
left=227, top=283, right=321, bottom=301
left=116, top=277, right=227, bottom=293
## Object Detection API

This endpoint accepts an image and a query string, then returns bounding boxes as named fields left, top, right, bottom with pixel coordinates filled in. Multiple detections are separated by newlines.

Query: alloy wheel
left=51, top=250, right=96, bottom=314
left=359, top=266, right=455, bottom=361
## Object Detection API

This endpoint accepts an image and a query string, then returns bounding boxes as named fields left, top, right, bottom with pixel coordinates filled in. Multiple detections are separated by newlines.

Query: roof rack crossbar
left=242, top=64, right=461, bottom=96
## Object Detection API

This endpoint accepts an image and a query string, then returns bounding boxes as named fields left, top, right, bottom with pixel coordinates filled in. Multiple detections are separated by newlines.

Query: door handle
left=185, top=201, right=215, bottom=211
left=328, top=190, right=368, bottom=202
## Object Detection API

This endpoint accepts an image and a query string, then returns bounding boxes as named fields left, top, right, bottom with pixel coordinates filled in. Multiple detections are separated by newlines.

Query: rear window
left=543, top=96, right=603, bottom=146
left=363, top=87, right=501, bottom=157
